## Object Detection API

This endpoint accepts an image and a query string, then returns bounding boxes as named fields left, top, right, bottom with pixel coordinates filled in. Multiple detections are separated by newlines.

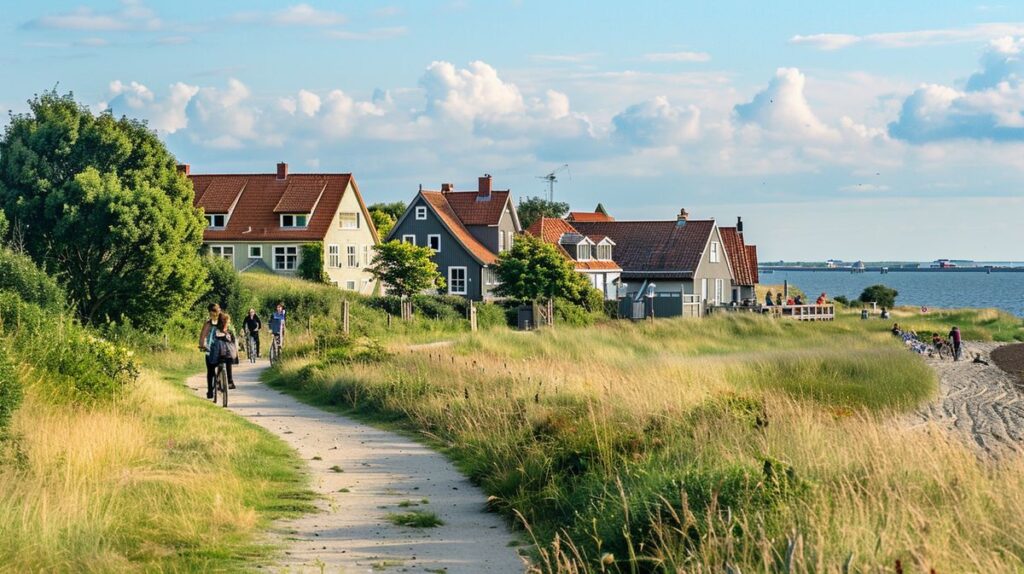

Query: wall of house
left=692, top=226, right=735, bottom=306
left=390, top=196, right=486, bottom=300
left=584, top=270, right=622, bottom=300
left=205, top=240, right=301, bottom=275
left=322, top=182, right=378, bottom=295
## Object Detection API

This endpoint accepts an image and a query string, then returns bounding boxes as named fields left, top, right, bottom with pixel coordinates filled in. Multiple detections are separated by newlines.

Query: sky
left=2, top=1, right=1024, bottom=261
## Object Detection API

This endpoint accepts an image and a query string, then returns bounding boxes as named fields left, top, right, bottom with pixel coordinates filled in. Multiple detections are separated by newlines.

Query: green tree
left=0, top=209, right=8, bottom=241
left=370, top=209, right=396, bottom=238
left=492, top=234, right=596, bottom=305
left=198, top=254, right=250, bottom=315
left=368, top=201, right=408, bottom=221
left=298, top=243, right=330, bottom=284
left=859, top=284, right=898, bottom=308
left=517, top=196, right=570, bottom=230
left=366, top=240, right=444, bottom=297
left=0, top=90, right=207, bottom=329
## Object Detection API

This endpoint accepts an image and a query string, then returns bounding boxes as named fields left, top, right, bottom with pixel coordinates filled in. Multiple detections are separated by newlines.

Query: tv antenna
left=537, top=164, right=570, bottom=202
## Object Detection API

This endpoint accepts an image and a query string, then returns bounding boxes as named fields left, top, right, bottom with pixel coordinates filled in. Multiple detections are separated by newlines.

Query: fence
left=769, top=304, right=835, bottom=321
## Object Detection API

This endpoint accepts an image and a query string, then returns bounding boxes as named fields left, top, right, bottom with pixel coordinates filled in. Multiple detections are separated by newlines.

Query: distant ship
left=930, top=259, right=976, bottom=269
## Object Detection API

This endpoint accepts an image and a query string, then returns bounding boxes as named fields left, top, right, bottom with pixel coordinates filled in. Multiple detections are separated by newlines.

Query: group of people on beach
left=892, top=323, right=966, bottom=361
left=763, top=290, right=829, bottom=307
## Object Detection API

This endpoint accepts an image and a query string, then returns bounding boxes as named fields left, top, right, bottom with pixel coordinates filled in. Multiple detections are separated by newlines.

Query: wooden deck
left=769, top=304, right=835, bottom=321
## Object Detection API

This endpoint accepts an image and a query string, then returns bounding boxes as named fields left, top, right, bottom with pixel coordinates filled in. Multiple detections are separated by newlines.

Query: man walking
left=949, top=326, right=963, bottom=361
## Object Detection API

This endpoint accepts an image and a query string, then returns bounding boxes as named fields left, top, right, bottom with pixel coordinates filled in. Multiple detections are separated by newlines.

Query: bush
left=367, top=294, right=469, bottom=321
left=554, top=298, right=594, bottom=327
left=834, top=295, right=850, bottom=307
left=0, top=344, right=21, bottom=438
left=197, top=255, right=251, bottom=317
left=298, top=243, right=329, bottom=284
left=859, top=284, right=898, bottom=308
left=0, top=248, right=66, bottom=311
left=476, top=302, right=508, bottom=329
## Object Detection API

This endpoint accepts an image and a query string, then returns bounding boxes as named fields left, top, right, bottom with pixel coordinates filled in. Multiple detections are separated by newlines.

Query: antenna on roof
left=536, top=164, right=570, bottom=202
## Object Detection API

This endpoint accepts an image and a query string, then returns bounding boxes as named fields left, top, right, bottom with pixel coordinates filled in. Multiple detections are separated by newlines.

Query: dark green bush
left=196, top=255, right=252, bottom=317
left=834, top=295, right=850, bottom=307
left=554, top=298, right=594, bottom=327
left=298, top=243, right=329, bottom=284
left=367, top=294, right=469, bottom=321
left=476, top=302, right=508, bottom=329
left=0, top=248, right=66, bottom=311
left=0, top=344, right=21, bottom=437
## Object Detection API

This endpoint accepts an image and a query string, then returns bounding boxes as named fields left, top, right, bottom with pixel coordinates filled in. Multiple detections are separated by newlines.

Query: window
left=715, top=278, right=724, bottom=305
left=210, top=245, right=234, bottom=261
left=507, top=231, right=514, bottom=250
left=577, top=244, right=591, bottom=261
left=273, top=246, right=299, bottom=270
left=415, top=206, right=427, bottom=220
left=345, top=280, right=357, bottom=291
left=248, top=245, right=262, bottom=259
left=339, top=212, right=360, bottom=229
left=427, top=234, right=441, bottom=252
left=328, top=244, right=340, bottom=268
left=206, top=214, right=226, bottom=228
left=402, top=234, right=416, bottom=245
left=596, top=244, right=612, bottom=260
left=498, top=231, right=504, bottom=252
left=346, top=245, right=358, bottom=267
left=362, top=245, right=371, bottom=265
left=280, top=214, right=309, bottom=228
left=710, top=241, right=720, bottom=263
left=448, top=266, right=467, bottom=295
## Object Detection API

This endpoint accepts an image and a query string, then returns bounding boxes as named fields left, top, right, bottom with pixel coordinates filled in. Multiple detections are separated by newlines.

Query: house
left=572, top=208, right=735, bottom=317
left=719, top=217, right=760, bottom=303
left=387, top=175, right=521, bottom=300
left=525, top=217, right=622, bottom=299
left=188, top=162, right=380, bottom=294
left=566, top=204, right=614, bottom=223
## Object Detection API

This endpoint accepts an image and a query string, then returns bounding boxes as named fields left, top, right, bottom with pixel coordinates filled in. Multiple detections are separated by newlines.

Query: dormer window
left=206, top=214, right=227, bottom=229
left=280, top=214, right=309, bottom=228
left=596, top=244, right=612, bottom=261
left=577, top=244, right=591, bottom=261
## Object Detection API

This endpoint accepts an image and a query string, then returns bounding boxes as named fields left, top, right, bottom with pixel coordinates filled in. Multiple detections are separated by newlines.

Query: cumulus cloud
left=420, top=61, right=526, bottom=123
left=642, top=51, right=711, bottom=63
left=24, top=0, right=162, bottom=31
left=734, top=68, right=837, bottom=140
left=890, top=37, right=1024, bottom=142
left=103, top=80, right=198, bottom=133
left=612, top=96, right=701, bottom=146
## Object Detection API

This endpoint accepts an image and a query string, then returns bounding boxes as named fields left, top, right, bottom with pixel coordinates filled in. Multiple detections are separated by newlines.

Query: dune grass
left=0, top=345, right=314, bottom=572
left=266, top=309, right=1024, bottom=573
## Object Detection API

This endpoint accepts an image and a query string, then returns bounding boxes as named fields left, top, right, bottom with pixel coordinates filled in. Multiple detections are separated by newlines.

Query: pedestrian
left=776, top=293, right=783, bottom=306
left=765, top=290, right=774, bottom=307
left=816, top=292, right=827, bottom=305
left=948, top=326, right=963, bottom=361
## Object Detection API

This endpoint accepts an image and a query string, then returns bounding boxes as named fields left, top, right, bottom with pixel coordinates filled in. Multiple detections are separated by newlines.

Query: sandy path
left=187, top=362, right=526, bottom=573
left=913, top=342, right=1024, bottom=459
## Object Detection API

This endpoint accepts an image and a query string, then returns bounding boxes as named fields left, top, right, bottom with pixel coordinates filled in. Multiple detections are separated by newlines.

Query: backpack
left=217, top=333, right=239, bottom=363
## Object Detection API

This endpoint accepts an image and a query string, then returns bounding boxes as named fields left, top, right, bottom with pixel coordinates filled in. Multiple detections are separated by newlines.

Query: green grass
left=386, top=510, right=444, bottom=528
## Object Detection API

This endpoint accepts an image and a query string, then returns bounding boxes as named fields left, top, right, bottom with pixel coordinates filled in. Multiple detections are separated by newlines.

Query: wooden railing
left=769, top=304, right=835, bottom=321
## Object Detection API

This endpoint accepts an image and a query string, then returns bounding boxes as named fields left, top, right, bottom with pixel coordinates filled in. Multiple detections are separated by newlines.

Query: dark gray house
left=387, top=175, right=521, bottom=300
left=572, top=209, right=736, bottom=317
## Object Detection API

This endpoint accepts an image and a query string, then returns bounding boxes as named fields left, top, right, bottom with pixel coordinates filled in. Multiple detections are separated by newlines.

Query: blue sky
left=3, top=1, right=1024, bottom=261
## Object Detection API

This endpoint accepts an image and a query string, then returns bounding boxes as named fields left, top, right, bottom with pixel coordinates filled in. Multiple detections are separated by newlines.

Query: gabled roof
left=567, top=211, right=615, bottom=222
left=419, top=192, right=498, bottom=265
left=434, top=190, right=512, bottom=226
left=191, top=172, right=377, bottom=242
left=571, top=220, right=716, bottom=279
left=745, top=244, right=759, bottom=284
left=525, top=217, right=621, bottom=272
left=720, top=227, right=759, bottom=287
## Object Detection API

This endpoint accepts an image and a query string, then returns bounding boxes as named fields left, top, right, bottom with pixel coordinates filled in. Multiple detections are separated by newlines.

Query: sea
left=763, top=264, right=1024, bottom=317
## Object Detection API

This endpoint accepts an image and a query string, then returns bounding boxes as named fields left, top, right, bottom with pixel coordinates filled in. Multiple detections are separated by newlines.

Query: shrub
left=554, top=298, right=593, bottom=327
left=197, top=255, right=251, bottom=317
left=476, top=302, right=508, bottom=329
left=0, top=248, right=65, bottom=311
left=298, top=243, right=330, bottom=284
left=859, top=284, right=898, bottom=308
left=834, top=295, right=850, bottom=307
left=0, top=344, right=21, bottom=438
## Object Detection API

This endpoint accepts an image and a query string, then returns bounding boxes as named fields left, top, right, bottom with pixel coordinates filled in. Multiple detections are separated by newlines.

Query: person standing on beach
left=765, top=290, right=774, bottom=307
left=776, top=293, right=783, bottom=306
left=949, top=326, right=963, bottom=361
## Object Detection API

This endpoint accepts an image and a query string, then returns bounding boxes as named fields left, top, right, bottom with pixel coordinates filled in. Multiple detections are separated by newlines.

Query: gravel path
left=188, top=362, right=527, bottom=573
left=913, top=341, right=1024, bottom=460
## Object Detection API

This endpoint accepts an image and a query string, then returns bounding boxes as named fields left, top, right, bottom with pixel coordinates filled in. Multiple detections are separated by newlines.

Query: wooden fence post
left=469, top=300, right=478, bottom=332
left=342, top=300, right=350, bottom=335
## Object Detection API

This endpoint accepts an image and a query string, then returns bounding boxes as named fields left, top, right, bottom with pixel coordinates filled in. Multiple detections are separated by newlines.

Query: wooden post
left=469, top=300, right=478, bottom=332
left=387, top=313, right=392, bottom=328
left=342, top=300, right=350, bottom=335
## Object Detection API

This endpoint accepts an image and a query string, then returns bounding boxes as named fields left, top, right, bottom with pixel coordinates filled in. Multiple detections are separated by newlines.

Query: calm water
left=765, top=270, right=1024, bottom=317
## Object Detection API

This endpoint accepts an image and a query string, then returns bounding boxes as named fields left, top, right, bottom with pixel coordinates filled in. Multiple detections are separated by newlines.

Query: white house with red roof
left=187, top=162, right=380, bottom=294
left=525, top=217, right=622, bottom=299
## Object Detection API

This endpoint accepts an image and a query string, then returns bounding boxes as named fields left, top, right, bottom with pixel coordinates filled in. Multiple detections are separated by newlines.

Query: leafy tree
left=0, top=209, right=7, bottom=241
left=366, top=240, right=444, bottom=298
left=298, top=243, right=330, bottom=284
left=370, top=209, right=396, bottom=238
left=368, top=201, right=408, bottom=221
left=198, top=254, right=250, bottom=315
left=493, top=234, right=597, bottom=305
left=0, top=90, right=207, bottom=329
left=859, top=284, right=898, bottom=308
left=517, top=196, right=570, bottom=230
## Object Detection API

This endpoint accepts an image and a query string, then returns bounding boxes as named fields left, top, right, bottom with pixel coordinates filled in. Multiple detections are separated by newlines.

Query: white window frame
left=280, top=214, right=309, bottom=228
left=248, top=245, right=262, bottom=259
left=715, top=278, right=724, bottom=305
left=345, top=280, right=357, bottom=291
left=402, top=234, right=416, bottom=245
left=328, top=244, right=340, bottom=268
left=339, top=212, right=360, bottom=229
left=498, top=231, right=505, bottom=252
left=448, top=266, right=468, bottom=295
left=346, top=244, right=358, bottom=267
left=362, top=244, right=371, bottom=265
left=273, top=245, right=299, bottom=271
left=710, top=241, right=720, bottom=263
left=210, top=245, right=234, bottom=261
left=427, top=234, right=441, bottom=252
left=577, top=244, right=591, bottom=261
left=415, top=205, right=427, bottom=220
left=206, top=214, right=227, bottom=229
left=507, top=231, right=514, bottom=250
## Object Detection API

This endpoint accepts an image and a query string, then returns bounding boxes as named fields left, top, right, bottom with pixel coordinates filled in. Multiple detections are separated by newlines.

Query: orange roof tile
left=426, top=190, right=511, bottom=226
left=274, top=178, right=328, bottom=213
left=567, top=211, right=615, bottom=222
left=525, top=217, right=621, bottom=272
left=420, top=192, right=497, bottom=265
left=720, top=227, right=758, bottom=286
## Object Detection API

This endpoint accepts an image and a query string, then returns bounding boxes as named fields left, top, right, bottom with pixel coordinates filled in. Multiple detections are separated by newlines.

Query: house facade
left=525, top=217, right=622, bottom=299
left=572, top=209, right=735, bottom=316
left=719, top=217, right=760, bottom=303
left=189, top=162, right=380, bottom=294
left=387, top=175, right=521, bottom=300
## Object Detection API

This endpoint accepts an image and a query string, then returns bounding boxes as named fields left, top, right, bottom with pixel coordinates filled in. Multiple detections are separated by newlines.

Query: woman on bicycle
left=243, top=308, right=262, bottom=358
left=199, top=303, right=222, bottom=399
left=212, top=312, right=238, bottom=390
left=269, top=302, right=286, bottom=349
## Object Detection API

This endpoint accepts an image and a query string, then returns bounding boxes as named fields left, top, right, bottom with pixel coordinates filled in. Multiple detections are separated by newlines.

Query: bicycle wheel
left=219, top=365, right=228, bottom=407
left=212, top=366, right=219, bottom=403
left=248, top=336, right=257, bottom=363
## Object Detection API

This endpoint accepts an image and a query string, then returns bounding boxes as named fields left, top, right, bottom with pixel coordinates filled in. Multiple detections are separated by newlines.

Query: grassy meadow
left=268, top=306, right=1024, bottom=573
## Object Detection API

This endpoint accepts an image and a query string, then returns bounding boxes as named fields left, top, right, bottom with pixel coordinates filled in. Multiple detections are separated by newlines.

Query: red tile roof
left=745, top=244, right=759, bottom=284
left=420, top=192, right=498, bottom=265
left=571, top=220, right=716, bottom=279
left=525, top=217, right=622, bottom=272
left=719, top=227, right=759, bottom=287
left=567, top=211, right=615, bottom=222
left=190, top=172, right=375, bottom=242
left=427, top=190, right=511, bottom=226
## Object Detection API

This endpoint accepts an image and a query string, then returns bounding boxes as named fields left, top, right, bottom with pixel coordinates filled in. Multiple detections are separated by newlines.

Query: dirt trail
left=187, top=362, right=526, bottom=573
left=913, top=342, right=1024, bottom=459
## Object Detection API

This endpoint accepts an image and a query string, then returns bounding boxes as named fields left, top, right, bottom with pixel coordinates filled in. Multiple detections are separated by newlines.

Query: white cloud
left=642, top=51, right=712, bottom=63
left=420, top=61, right=526, bottom=123
left=790, top=22, right=1024, bottom=50
left=24, top=0, right=162, bottom=31
left=103, top=80, right=198, bottom=133
left=734, top=68, right=838, bottom=141
left=612, top=96, right=701, bottom=146
left=232, top=4, right=347, bottom=27
left=328, top=27, right=408, bottom=40
left=789, top=34, right=860, bottom=51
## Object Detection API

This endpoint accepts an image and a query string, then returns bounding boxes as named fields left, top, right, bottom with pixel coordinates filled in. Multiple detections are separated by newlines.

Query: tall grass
left=267, top=311, right=1024, bottom=572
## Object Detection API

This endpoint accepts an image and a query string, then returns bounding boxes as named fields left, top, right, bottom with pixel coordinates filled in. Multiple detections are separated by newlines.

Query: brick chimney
left=440, top=183, right=455, bottom=193
left=276, top=162, right=288, bottom=180
left=737, top=216, right=744, bottom=236
left=177, top=164, right=190, bottom=176
left=477, top=174, right=492, bottom=199
left=676, top=208, right=689, bottom=226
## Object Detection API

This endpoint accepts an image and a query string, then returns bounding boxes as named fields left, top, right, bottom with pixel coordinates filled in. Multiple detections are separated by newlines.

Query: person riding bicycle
left=243, top=308, right=262, bottom=358
left=211, top=312, right=238, bottom=390
left=268, top=302, right=286, bottom=350
left=199, top=304, right=232, bottom=398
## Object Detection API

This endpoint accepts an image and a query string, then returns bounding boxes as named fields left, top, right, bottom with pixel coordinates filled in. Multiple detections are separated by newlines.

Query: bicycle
left=213, top=361, right=229, bottom=407
left=269, top=332, right=282, bottom=366
left=245, top=331, right=258, bottom=364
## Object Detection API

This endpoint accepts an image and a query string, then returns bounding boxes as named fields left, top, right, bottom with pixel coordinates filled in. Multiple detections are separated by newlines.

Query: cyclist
left=269, top=302, right=286, bottom=350
left=243, top=307, right=262, bottom=358
left=199, top=303, right=222, bottom=399
left=211, top=312, right=238, bottom=390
